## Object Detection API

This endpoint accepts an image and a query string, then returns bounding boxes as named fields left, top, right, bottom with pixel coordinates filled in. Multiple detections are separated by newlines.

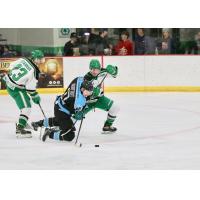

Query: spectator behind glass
left=1, top=45, right=15, bottom=58
left=135, top=28, right=145, bottom=54
left=79, top=32, right=96, bottom=55
left=135, top=28, right=156, bottom=55
left=115, top=31, right=134, bottom=55
left=157, top=29, right=176, bottom=54
left=64, top=32, right=80, bottom=56
left=95, top=29, right=112, bottom=55
left=191, top=31, right=200, bottom=54
left=0, top=45, right=4, bottom=57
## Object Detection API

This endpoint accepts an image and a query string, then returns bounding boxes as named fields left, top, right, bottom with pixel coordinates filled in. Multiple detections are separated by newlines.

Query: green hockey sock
left=104, top=113, right=116, bottom=127
left=18, top=114, right=28, bottom=128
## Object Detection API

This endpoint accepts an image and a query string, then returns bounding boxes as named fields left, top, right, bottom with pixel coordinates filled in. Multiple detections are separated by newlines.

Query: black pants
left=46, top=104, right=75, bottom=141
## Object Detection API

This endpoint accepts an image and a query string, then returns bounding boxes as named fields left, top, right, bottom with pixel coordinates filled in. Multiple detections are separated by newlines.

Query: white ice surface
left=1, top=92, right=200, bottom=169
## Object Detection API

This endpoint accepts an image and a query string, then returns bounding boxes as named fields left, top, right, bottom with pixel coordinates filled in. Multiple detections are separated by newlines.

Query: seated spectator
left=95, top=29, right=112, bottom=55
left=186, top=31, right=200, bottom=54
left=79, top=33, right=90, bottom=55
left=195, top=32, right=200, bottom=54
left=135, top=28, right=145, bottom=54
left=64, top=32, right=80, bottom=56
left=156, top=29, right=176, bottom=54
left=1, top=45, right=15, bottom=57
left=79, top=32, right=96, bottom=55
left=114, top=31, right=134, bottom=55
left=0, top=45, right=4, bottom=57
left=135, top=28, right=156, bottom=55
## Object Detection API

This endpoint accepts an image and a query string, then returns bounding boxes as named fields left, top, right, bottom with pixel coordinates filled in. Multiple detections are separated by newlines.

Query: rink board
left=2, top=86, right=200, bottom=95
left=1, top=55, right=200, bottom=94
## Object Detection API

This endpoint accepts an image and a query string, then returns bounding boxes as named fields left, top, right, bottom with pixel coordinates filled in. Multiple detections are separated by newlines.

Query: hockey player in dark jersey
left=83, top=59, right=119, bottom=133
left=32, top=77, right=94, bottom=142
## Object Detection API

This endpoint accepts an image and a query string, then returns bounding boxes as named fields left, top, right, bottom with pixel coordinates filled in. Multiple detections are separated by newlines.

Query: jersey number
left=10, top=64, right=29, bottom=81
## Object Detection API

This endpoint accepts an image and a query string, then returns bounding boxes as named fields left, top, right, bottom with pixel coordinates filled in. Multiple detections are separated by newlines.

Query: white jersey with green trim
left=4, top=58, right=38, bottom=91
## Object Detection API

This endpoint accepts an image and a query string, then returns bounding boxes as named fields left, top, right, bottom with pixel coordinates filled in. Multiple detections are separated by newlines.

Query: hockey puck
left=94, top=144, right=99, bottom=147
left=75, top=142, right=82, bottom=147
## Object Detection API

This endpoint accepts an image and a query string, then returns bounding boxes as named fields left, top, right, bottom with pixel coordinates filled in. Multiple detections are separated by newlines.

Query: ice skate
left=31, top=121, right=43, bottom=131
left=102, top=126, right=117, bottom=134
left=41, top=128, right=51, bottom=142
left=16, top=124, right=32, bottom=138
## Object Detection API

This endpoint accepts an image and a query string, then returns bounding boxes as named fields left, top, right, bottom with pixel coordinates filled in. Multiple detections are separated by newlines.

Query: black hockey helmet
left=81, top=80, right=93, bottom=92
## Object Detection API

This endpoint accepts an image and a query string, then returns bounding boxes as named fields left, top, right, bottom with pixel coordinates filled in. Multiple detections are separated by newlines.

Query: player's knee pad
left=20, top=107, right=31, bottom=117
left=108, top=102, right=120, bottom=117
left=62, top=131, right=75, bottom=141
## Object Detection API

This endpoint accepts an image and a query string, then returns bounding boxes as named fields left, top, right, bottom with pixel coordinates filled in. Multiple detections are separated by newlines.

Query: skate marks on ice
left=1, top=93, right=200, bottom=169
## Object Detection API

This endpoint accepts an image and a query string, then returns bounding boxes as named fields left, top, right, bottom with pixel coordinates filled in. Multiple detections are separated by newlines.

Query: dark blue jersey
left=56, top=77, right=86, bottom=115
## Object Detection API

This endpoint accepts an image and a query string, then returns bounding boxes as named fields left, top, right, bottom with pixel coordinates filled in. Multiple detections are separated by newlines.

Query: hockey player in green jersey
left=3, top=50, right=45, bottom=138
left=83, top=59, right=119, bottom=133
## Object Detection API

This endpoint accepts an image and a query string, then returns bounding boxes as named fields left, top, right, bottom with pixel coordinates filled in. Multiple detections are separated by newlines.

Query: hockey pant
left=41, top=103, right=75, bottom=141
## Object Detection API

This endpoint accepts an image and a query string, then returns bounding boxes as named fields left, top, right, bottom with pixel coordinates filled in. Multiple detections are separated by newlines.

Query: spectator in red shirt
left=115, top=31, right=134, bottom=55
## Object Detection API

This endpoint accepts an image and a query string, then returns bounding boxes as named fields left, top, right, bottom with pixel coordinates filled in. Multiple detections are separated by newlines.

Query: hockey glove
left=73, top=111, right=85, bottom=120
left=29, top=91, right=41, bottom=104
left=106, top=65, right=118, bottom=77
left=92, top=87, right=101, bottom=98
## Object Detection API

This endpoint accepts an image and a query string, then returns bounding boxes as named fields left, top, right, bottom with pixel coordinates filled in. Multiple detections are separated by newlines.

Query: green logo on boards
left=60, top=28, right=70, bottom=36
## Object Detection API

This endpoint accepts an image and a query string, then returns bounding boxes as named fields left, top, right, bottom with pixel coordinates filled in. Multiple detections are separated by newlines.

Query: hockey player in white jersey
left=3, top=50, right=45, bottom=138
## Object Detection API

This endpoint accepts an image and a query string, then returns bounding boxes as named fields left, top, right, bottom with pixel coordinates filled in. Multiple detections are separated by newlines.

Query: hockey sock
left=43, top=118, right=49, bottom=127
left=52, top=131, right=61, bottom=140
left=104, top=102, right=120, bottom=127
left=18, top=114, right=28, bottom=128
left=104, top=113, right=116, bottom=127
left=48, top=130, right=61, bottom=140
left=43, top=117, right=58, bottom=127
left=19, top=108, right=31, bottom=128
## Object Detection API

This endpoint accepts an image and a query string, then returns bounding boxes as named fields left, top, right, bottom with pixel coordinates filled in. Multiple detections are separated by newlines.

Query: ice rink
left=1, top=92, right=200, bottom=169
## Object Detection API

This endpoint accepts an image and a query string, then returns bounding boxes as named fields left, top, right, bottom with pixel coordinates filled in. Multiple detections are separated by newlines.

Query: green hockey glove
left=106, top=65, right=118, bottom=77
left=73, top=111, right=85, bottom=120
left=29, top=91, right=41, bottom=104
left=92, top=87, right=101, bottom=98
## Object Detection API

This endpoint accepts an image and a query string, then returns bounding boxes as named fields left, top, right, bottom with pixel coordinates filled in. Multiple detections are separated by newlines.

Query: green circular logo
left=60, top=28, right=70, bottom=36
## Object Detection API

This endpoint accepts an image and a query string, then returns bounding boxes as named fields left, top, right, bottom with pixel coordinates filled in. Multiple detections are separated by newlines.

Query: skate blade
left=101, top=131, right=116, bottom=134
left=16, top=134, right=32, bottom=138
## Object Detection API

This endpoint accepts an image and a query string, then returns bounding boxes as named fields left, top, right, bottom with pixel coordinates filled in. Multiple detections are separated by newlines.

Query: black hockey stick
left=38, top=103, right=48, bottom=139
left=39, top=103, right=47, bottom=119
left=74, top=116, right=84, bottom=146
left=98, top=72, right=108, bottom=86
left=38, top=103, right=49, bottom=127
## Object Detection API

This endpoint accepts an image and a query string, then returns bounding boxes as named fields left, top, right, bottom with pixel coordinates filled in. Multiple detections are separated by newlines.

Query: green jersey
left=84, top=69, right=107, bottom=100
left=3, top=58, right=40, bottom=91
